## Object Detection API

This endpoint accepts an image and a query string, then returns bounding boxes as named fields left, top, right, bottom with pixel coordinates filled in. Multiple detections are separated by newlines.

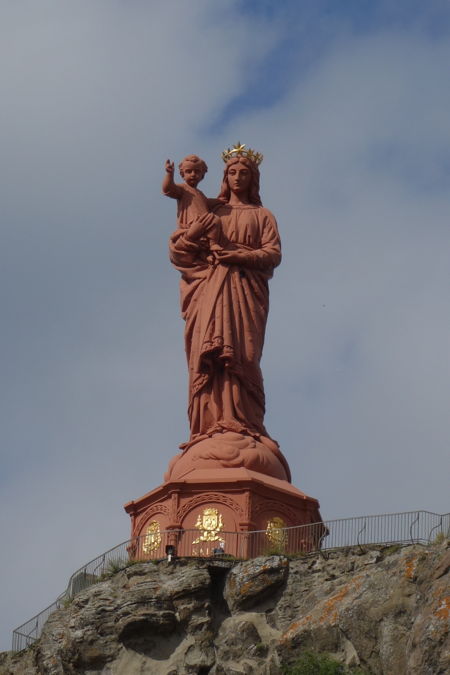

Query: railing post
left=409, top=512, right=420, bottom=544
left=11, top=510, right=450, bottom=652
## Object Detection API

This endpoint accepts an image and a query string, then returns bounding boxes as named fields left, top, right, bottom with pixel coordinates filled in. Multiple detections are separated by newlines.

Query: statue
left=124, top=144, right=323, bottom=553
left=162, top=155, right=224, bottom=255
left=164, top=144, right=291, bottom=482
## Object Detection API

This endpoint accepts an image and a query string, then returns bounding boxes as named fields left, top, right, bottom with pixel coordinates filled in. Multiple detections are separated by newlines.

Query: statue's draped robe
left=169, top=204, right=281, bottom=446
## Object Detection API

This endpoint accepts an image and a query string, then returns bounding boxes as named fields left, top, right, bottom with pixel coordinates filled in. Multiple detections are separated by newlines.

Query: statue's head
left=179, top=155, right=208, bottom=187
left=219, top=156, right=262, bottom=206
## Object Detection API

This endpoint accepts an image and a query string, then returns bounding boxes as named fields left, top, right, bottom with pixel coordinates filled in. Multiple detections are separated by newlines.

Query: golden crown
left=222, top=142, right=263, bottom=166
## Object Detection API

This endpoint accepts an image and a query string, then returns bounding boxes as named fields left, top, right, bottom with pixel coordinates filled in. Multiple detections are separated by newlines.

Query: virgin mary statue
left=166, top=144, right=290, bottom=482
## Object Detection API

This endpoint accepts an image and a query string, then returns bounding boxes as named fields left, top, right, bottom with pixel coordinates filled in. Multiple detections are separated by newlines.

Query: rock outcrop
left=1, top=542, right=449, bottom=674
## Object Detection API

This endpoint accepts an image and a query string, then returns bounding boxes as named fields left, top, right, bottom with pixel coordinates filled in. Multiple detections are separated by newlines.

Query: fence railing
left=12, top=509, right=449, bottom=651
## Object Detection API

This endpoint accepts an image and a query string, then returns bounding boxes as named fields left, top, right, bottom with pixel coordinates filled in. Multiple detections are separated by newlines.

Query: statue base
left=124, top=466, right=324, bottom=559
left=164, top=431, right=291, bottom=483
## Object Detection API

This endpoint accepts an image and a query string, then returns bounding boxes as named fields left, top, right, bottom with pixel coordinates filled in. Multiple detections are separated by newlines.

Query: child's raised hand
left=165, top=159, right=175, bottom=174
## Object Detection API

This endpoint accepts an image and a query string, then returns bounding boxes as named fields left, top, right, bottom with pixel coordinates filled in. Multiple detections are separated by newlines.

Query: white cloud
left=1, top=3, right=450, bottom=651
left=241, top=30, right=450, bottom=516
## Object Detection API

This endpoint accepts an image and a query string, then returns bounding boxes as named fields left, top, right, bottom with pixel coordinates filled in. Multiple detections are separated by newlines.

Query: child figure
left=162, top=155, right=223, bottom=253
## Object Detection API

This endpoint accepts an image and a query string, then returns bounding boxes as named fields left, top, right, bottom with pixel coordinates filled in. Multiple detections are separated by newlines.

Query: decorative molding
left=135, top=503, right=170, bottom=533
left=253, top=499, right=298, bottom=524
left=243, top=491, right=251, bottom=521
left=177, top=492, right=243, bottom=522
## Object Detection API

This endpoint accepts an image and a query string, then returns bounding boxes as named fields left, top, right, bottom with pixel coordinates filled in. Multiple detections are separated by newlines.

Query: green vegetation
left=98, top=556, right=159, bottom=580
left=263, top=545, right=287, bottom=556
left=432, top=532, right=447, bottom=545
left=211, top=553, right=239, bottom=561
left=16, top=639, right=41, bottom=655
left=127, top=557, right=159, bottom=566
left=380, top=544, right=402, bottom=558
left=103, top=557, right=128, bottom=576
left=281, top=651, right=367, bottom=675
left=284, top=551, right=309, bottom=560
left=253, top=642, right=268, bottom=656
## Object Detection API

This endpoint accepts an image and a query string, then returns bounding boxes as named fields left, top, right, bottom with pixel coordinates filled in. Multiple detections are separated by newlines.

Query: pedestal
left=124, top=466, right=324, bottom=559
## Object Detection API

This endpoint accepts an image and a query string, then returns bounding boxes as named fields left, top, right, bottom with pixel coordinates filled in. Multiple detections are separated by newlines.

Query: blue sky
left=212, top=0, right=450, bottom=127
left=1, top=0, right=450, bottom=651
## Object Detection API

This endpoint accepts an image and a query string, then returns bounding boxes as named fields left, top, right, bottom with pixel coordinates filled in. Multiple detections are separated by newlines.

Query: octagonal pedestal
left=124, top=467, right=324, bottom=559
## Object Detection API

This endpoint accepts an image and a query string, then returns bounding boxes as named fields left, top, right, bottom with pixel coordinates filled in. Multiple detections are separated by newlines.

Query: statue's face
left=180, top=161, right=204, bottom=187
left=227, top=161, right=251, bottom=195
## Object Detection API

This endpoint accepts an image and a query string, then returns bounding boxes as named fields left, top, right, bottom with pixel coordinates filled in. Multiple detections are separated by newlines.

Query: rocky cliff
left=1, top=541, right=449, bottom=674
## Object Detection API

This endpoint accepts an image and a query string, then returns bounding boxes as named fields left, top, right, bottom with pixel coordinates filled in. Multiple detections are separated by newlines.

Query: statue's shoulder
left=258, top=206, right=277, bottom=223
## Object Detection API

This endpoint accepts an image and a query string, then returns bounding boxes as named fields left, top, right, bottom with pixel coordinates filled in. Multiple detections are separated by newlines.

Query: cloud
left=1, top=1, right=450, bottom=651
left=0, top=0, right=281, bottom=648
left=237, top=29, right=450, bottom=514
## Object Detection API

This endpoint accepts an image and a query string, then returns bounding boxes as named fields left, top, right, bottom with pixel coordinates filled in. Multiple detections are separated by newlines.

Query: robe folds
left=169, top=203, right=281, bottom=446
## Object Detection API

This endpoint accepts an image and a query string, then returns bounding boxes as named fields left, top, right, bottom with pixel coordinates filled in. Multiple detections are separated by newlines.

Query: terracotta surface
left=168, top=154, right=286, bottom=470
left=125, top=145, right=323, bottom=546
left=162, top=155, right=224, bottom=249
left=165, top=431, right=290, bottom=482
left=124, top=467, right=323, bottom=558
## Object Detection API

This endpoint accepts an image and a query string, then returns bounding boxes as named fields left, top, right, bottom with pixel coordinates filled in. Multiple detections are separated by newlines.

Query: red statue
left=124, top=145, right=323, bottom=552
left=164, top=144, right=290, bottom=482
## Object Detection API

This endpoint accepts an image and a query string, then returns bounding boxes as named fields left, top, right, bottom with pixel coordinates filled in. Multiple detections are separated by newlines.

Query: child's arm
left=162, top=159, right=182, bottom=199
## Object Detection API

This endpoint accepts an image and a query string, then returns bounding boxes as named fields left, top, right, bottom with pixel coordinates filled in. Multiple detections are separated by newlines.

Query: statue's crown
left=222, top=142, right=263, bottom=166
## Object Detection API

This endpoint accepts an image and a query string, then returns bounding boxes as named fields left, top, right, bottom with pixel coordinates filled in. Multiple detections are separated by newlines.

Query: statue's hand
left=203, top=213, right=222, bottom=241
left=165, top=159, right=175, bottom=174
left=215, top=249, right=247, bottom=265
left=186, top=212, right=214, bottom=241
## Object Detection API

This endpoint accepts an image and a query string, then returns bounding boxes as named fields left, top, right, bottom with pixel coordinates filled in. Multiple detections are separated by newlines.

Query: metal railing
left=12, top=509, right=449, bottom=651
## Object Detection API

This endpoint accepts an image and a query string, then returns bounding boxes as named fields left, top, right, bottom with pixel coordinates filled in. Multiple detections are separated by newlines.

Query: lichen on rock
left=1, top=541, right=449, bottom=674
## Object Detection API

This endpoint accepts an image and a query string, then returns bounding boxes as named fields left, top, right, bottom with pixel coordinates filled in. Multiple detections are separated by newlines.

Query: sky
left=1, top=0, right=450, bottom=651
